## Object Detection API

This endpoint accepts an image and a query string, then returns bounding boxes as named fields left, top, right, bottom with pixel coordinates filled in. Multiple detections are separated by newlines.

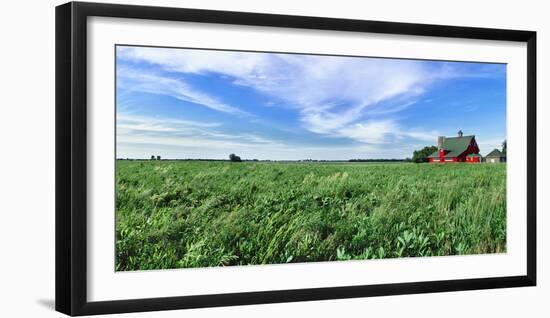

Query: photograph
left=114, top=45, right=507, bottom=271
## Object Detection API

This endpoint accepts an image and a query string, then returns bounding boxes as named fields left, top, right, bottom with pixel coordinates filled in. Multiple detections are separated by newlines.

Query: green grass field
left=115, top=161, right=506, bottom=271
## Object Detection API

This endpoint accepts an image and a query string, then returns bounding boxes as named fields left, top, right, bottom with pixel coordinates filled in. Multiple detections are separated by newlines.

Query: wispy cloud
left=117, top=66, right=250, bottom=116
left=117, top=113, right=221, bottom=134
left=117, top=113, right=286, bottom=155
left=337, top=119, right=439, bottom=144
left=117, top=46, right=450, bottom=145
left=337, top=120, right=399, bottom=144
left=116, top=46, right=506, bottom=159
left=116, top=113, right=419, bottom=160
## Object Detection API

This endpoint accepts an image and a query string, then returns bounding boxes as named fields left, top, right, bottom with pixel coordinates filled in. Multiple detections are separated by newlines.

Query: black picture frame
left=55, top=1, right=537, bottom=316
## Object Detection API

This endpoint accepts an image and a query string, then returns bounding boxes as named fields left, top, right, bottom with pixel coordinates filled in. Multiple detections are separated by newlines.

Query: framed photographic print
left=55, top=1, right=536, bottom=316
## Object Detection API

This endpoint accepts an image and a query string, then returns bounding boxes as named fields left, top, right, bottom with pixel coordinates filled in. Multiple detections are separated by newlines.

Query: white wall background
left=0, top=0, right=547, bottom=316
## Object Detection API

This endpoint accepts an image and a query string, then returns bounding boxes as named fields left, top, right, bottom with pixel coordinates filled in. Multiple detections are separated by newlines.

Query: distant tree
left=502, top=139, right=507, bottom=155
left=412, top=146, right=438, bottom=163
left=150, top=155, right=155, bottom=160
left=348, top=158, right=408, bottom=163
left=156, top=155, right=161, bottom=160
left=229, top=153, right=242, bottom=162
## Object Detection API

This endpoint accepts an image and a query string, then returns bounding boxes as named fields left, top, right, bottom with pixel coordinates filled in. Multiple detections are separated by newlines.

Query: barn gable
left=427, top=135, right=477, bottom=159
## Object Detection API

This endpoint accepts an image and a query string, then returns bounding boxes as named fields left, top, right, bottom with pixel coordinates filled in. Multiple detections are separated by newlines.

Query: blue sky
left=116, top=45, right=506, bottom=160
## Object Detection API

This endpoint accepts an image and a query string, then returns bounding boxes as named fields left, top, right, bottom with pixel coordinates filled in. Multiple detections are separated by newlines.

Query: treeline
left=116, top=158, right=261, bottom=162
left=349, top=158, right=411, bottom=162
left=116, top=158, right=411, bottom=162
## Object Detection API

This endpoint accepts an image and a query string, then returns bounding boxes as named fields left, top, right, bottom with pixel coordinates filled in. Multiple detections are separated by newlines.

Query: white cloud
left=116, top=113, right=422, bottom=160
left=367, top=100, right=418, bottom=116
left=116, top=113, right=222, bottom=137
left=118, top=48, right=427, bottom=109
left=337, top=119, right=439, bottom=145
left=337, top=120, right=398, bottom=144
left=400, top=130, right=440, bottom=142
left=117, top=47, right=442, bottom=142
left=117, top=46, right=502, bottom=157
left=117, top=134, right=410, bottom=161
left=117, top=112, right=285, bottom=150
left=117, top=67, right=250, bottom=116
left=116, top=112, right=438, bottom=160
left=118, top=113, right=221, bottom=128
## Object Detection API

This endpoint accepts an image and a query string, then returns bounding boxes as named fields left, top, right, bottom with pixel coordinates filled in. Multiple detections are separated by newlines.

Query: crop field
left=115, top=161, right=506, bottom=271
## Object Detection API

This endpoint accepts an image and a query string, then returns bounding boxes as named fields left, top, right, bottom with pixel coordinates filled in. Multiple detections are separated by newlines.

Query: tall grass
left=115, top=161, right=506, bottom=271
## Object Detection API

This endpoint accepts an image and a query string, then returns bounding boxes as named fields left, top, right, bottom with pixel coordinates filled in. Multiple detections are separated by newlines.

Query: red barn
left=428, top=130, right=481, bottom=163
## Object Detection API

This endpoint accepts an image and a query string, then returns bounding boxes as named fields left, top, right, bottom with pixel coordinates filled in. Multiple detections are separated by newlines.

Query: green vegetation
left=412, top=146, right=438, bottom=163
left=116, top=161, right=506, bottom=271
